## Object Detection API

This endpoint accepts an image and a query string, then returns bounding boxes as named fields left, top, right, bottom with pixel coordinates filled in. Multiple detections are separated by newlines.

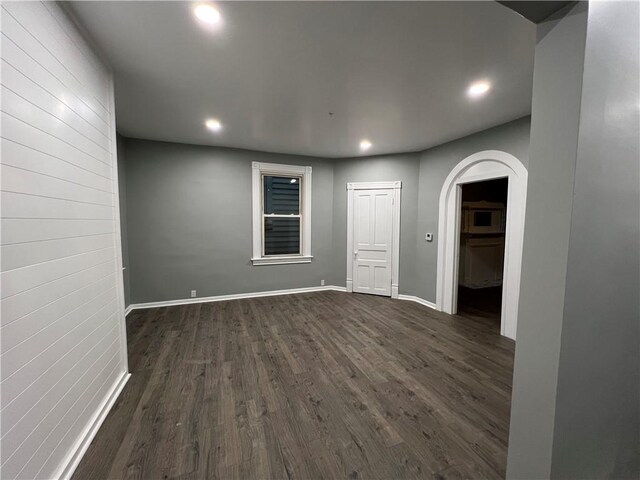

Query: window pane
left=264, top=217, right=300, bottom=255
left=264, top=176, right=300, bottom=214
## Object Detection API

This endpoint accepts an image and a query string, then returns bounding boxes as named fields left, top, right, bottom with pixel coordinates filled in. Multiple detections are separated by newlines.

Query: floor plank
left=72, top=291, right=514, bottom=480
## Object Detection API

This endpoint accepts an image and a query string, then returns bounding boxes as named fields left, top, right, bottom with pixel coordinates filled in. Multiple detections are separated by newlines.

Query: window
left=252, top=162, right=312, bottom=265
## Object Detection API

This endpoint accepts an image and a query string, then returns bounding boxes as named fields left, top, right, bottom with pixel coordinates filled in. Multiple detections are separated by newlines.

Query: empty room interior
left=0, top=1, right=638, bottom=479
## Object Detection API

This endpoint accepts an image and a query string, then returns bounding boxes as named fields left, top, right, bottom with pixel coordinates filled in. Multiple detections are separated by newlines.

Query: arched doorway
left=436, top=150, right=527, bottom=340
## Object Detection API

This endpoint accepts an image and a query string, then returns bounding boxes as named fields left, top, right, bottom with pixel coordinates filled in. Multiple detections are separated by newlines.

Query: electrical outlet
left=190, top=290, right=197, bottom=298
left=320, top=279, right=325, bottom=286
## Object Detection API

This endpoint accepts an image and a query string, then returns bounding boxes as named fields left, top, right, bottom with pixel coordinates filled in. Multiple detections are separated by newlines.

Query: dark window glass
left=264, top=176, right=300, bottom=214
left=264, top=217, right=300, bottom=255
left=474, top=211, right=492, bottom=227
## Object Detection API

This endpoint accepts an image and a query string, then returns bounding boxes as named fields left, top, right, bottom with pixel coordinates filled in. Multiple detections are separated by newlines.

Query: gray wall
left=415, top=116, right=531, bottom=302
left=122, top=117, right=531, bottom=304
left=508, top=2, right=640, bottom=478
left=327, top=117, right=530, bottom=298
left=123, top=139, right=335, bottom=304
left=550, top=1, right=639, bottom=477
left=507, top=4, right=589, bottom=478
left=117, top=134, right=131, bottom=307
left=329, top=152, right=421, bottom=294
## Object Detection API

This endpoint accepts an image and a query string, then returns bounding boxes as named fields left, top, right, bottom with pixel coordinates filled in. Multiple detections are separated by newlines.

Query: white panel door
left=352, top=189, right=393, bottom=296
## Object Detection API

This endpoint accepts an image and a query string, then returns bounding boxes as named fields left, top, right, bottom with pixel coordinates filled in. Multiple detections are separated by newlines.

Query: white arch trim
left=435, top=150, right=527, bottom=340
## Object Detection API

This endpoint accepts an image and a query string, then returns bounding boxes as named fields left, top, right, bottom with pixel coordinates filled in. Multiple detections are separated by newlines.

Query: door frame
left=435, top=151, right=527, bottom=340
left=346, top=181, right=402, bottom=298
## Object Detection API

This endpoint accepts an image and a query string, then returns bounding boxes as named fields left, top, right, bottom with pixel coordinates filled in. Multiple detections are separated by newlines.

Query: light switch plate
left=425, top=233, right=433, bottom=242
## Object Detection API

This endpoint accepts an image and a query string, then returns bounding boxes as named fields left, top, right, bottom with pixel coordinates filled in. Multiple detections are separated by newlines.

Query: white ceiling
left=68, top=1, right=535, bottom=158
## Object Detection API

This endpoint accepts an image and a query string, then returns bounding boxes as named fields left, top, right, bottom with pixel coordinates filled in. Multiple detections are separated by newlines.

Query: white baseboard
left=126, top=285, right=347, bottom=313
left=54, top=370, right=130, bottom=480
left=397, top=294, right=437, bottom=310
left=125, top=287, right=437, bottom=316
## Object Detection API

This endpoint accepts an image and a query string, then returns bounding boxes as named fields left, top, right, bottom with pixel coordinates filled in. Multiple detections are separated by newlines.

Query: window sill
left=251, top=255, right=313, bottom=266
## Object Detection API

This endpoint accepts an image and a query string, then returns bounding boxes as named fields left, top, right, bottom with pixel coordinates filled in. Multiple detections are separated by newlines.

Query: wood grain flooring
left=72, top=291, right=515, bottom=480
left=457, top=286, right=502, bottom=322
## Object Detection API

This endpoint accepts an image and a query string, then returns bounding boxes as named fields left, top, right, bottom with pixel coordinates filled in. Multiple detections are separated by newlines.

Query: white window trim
left=251, top=161, right=312, bottom=266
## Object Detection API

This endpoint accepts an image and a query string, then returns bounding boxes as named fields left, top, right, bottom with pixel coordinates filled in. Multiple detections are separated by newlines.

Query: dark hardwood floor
left=457, top=286, right=503, bottom=329
left=72, top=291, right=515, bottom=480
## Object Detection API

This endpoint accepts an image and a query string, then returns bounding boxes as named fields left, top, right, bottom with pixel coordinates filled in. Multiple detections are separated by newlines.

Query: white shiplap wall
left=0, top=2, right=129, bottom=479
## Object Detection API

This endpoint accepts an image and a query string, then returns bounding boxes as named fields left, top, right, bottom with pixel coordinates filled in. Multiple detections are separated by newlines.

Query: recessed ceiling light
left=193, top=4, right=221, bottom=25
left=360, top=139, right=372, bottom=151
left=205, top=118, right=222, bottom=132
left=467, top=81, right=491, bottom=98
